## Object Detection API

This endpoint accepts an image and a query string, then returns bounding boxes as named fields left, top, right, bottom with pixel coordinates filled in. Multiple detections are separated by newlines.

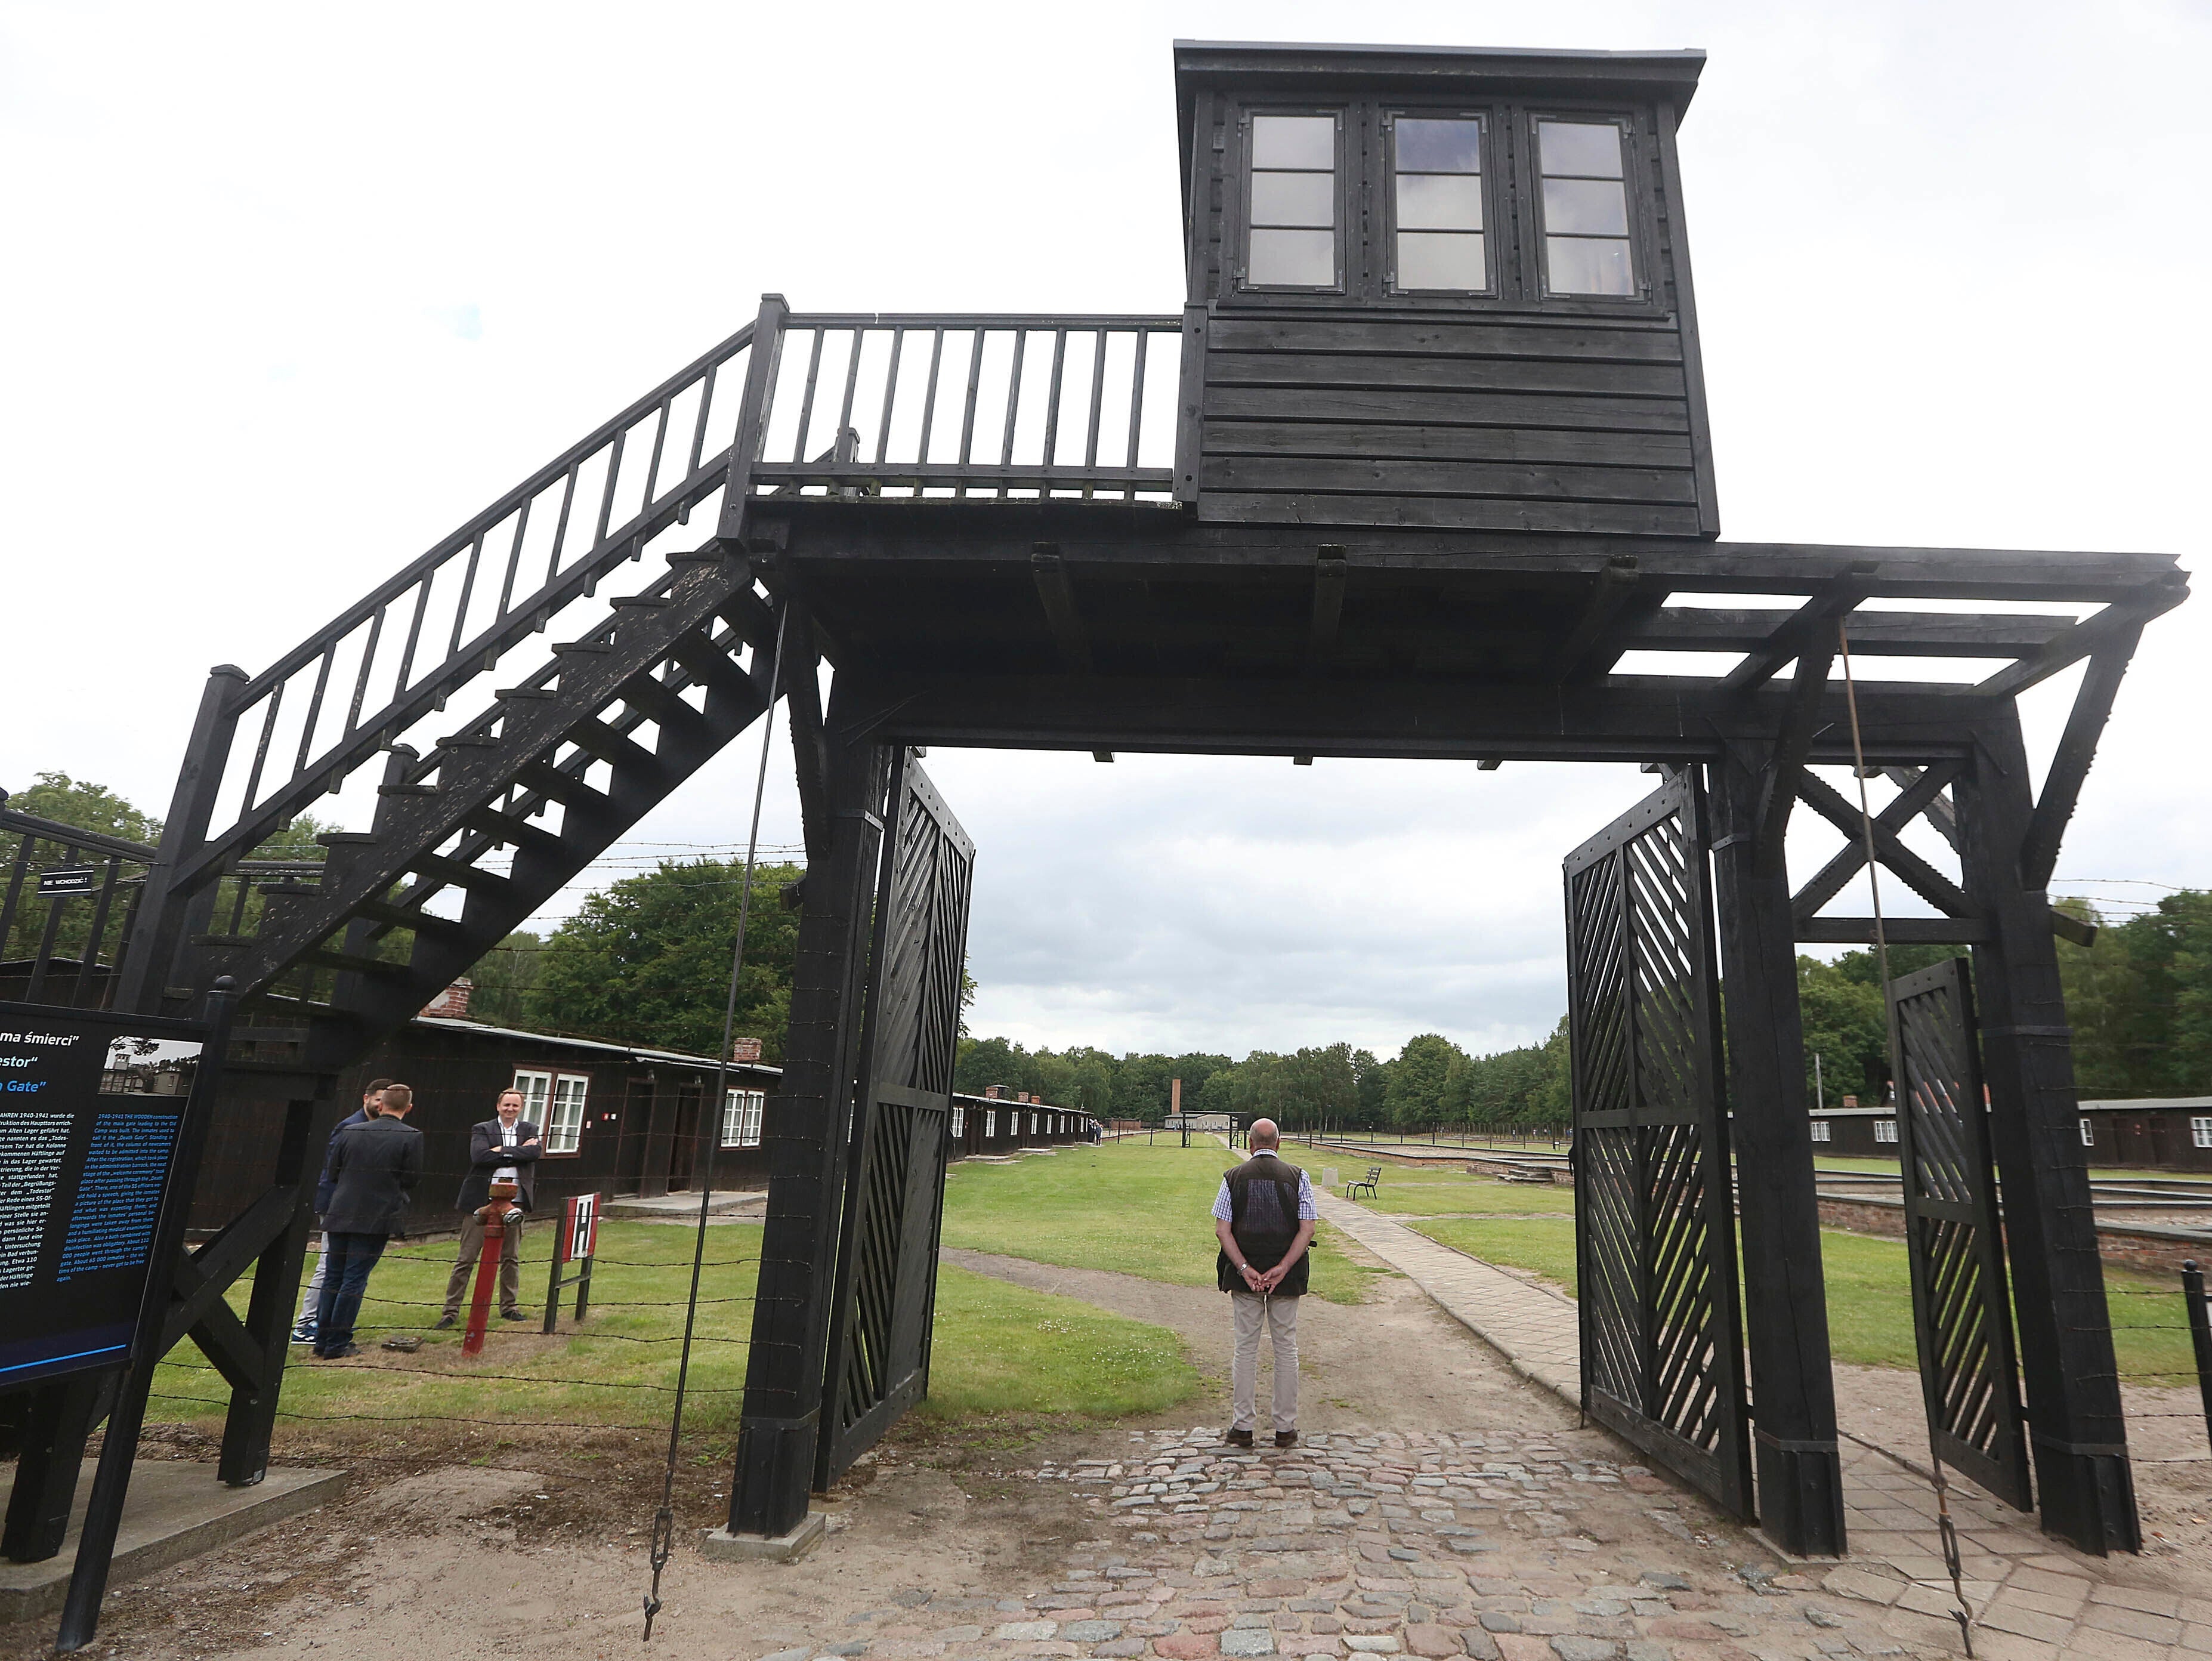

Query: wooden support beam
left=1751, top=628, right=1839, bottom=878
left=2021, top=635, right=2142, bottom=891
left=1958, top=706, right=2139, bottom=1555
left=1477, top=758, right=1503, bottom=771
left=1546, top=555, right=1638, bottom=683
left=1306, top=544, right=1346, bottom=674
left=1794, top=770, right=1976, bottom=920
left=1976, top=586, right=2182, bottom=698
left=1030, top=544, right=1093, bottom=675
left=1093, top=751, right=1115, bottom=763
left=1793, top=916, right=1992, bottom=944
left=1792, top=761, right=1960, bottom=920
left=1882, top=765, right=1960, bottom=852
left=1710, top=748, right=1848, bottom=1557
left=730, top=704, right=888, bottom=1540
left=781, top=615, right=833, bottom=865
left=1717, top=567, right=1876, bottom=694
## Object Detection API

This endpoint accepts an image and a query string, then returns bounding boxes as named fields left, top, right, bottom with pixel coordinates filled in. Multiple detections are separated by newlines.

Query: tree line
left=952, top=1022, right=1573, bottom=1132
left=7, top=775, right=2208, bottom=1110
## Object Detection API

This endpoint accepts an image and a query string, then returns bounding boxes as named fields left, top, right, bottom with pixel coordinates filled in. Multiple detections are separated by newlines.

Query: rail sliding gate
left=815, top=750, right=975, bottom=1486
left=1564, top=770, right=1753, bottom=1520
left=1887, top=958, right=2033, bottom=1509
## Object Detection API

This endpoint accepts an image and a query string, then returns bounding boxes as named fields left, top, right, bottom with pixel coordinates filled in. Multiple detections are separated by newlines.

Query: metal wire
left=1839, top=619, right=1975, bottom=1659
left=645, top=598, right=789, bottom=1641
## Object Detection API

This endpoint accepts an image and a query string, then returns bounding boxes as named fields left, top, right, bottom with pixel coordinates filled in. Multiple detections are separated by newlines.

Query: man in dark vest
left=1212, top=1117, right=1316, bottom=1447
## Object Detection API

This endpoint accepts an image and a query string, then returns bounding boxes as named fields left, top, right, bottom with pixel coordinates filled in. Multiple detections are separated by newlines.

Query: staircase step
left=462, top=805, right=566, bottom=859
left=437, top=733, right=503, bottom=749
left=353, top=897, right=468, bottom=936
left=518, top=760, right=607, bottom=809
left=567, top=717, right=656, bottom=771
left=189, top=934, right=258, bottom=949
left=554, top=641, right=614, bottom=657
left=619, top=672, right=695, bottom=725
left=410, top=853, right=514, bottom=894
left=497, top=686, right=561, bottom=702
left=378, top=782, right=442, bottom=798
left=611, top=595, right=676, bottom=610
left=301, top=947, right=407, bottom=980
left=668, top=634, right=750, bottom=694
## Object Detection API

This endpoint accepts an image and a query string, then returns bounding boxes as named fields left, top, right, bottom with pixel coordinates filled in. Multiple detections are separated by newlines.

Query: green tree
left=954, top=1034, right=1027, bottom=1095
left=1385, top=1033, right=1463, bottom=1128
left=1351, top=1048, right=1388, bottom=1123
left=465, top=929, right=543, bottom=1027
left=1797, top=956, right=1889, bottom=1106
left=529, top=859, right=803, bottom=1059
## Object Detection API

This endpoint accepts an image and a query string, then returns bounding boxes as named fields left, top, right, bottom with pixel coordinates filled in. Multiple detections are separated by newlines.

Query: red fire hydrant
left=461, top=1177, right=520, bottom=1357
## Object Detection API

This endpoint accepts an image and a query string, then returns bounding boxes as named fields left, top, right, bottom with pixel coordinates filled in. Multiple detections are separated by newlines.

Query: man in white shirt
left=1211, top=1118, right=1317, bottom=1448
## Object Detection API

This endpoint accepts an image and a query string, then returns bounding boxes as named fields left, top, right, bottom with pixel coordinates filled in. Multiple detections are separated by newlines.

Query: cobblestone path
left=797, top=1428, right=1982, bottom=1661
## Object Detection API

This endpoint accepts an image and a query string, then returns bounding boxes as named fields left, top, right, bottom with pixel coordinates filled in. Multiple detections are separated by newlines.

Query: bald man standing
left=1212, top=1117, right=1317, bottom=1448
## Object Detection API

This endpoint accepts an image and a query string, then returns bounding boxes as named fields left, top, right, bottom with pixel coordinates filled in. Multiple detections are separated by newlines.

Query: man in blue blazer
left=292, top=1077, right=390, bottom=1345
left=314, top=1083, right=424, bottom=1359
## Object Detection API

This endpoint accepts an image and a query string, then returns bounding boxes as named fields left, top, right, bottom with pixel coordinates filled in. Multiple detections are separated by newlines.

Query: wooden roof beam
left=1306, top=544, right=1346, bottom=675
left=1976, top=580, right=2185, bottom=698
left=1030, top=544, right=1094, bottom=675
left=1717, top=567, right=1876, bottom=695
left=1547, top=555, right=1639, bottom=682
left=1630, top=609, right=2076, bottom=657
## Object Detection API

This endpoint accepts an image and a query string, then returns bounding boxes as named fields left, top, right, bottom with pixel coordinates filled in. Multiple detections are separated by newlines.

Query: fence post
left=543, top=1224, right=568, bottom=1334
left=2185, top=1262, right=2212, bottom=1454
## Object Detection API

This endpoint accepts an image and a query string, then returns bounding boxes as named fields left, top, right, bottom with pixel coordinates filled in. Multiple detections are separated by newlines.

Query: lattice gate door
left=1563, top=769, right=1753, bottom=1520
left=1887, top=958, right=2032, bottom=1510
left=816, top=750, right=976, bottom=1487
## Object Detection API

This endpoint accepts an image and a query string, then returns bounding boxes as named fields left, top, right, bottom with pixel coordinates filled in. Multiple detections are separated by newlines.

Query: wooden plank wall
left=1198, top=313, right=1704, bottom=534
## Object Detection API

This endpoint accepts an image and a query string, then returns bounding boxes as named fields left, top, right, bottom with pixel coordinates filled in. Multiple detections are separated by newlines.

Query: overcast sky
left=4, top=0, right=2205, bottom=1064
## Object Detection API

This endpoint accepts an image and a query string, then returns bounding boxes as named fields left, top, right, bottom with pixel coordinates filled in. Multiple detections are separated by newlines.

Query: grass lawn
left=1408, top=1215, right=2194, bottom=1385
left=147, top=1219, right=1197, bottom=1440
left=1317, top=1171, right=1574, bottom=1218
left=941, top=1141, right=1386, bottom=1305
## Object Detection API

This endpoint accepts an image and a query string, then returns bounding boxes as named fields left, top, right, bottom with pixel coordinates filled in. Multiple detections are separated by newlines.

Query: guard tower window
left=1391, top=116, right=1487, bottom=292
left=1536, top=119, right=1636, bottom=297
left=1246, top=113, right=1339, bottom=288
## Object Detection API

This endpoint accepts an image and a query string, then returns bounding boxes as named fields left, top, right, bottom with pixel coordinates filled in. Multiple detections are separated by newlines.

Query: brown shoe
left=1274, top=1431, right=1299, bottom=1449
left=1224, top=1428, right=1255, bottom=1448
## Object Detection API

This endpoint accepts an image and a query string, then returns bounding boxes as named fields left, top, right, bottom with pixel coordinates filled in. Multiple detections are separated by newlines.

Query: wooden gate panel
left=1564, top=771, right=1752, bottom=1520
left=1888, top=958, right=2032, bottom=1511
left=817, top=751, right=975, bottom=1487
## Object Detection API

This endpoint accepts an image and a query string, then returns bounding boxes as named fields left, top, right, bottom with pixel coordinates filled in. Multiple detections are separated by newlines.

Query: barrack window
left=1536, top=119, right=1636, bottom=297
left=1392, top=116, right=1486, bottom=292
left=1246, top=114, right=1339, bottom=289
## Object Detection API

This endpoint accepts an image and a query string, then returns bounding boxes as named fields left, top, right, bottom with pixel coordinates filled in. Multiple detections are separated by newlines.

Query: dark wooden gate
left=1564, top=770, right=1753, bottom=1520
left=1887, top=958, right=2033, bottom=1509
left=815, top=750, right=975, bottom=1486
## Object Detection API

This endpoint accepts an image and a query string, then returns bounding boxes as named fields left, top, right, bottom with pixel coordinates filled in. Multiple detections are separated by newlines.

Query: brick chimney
left=421, top=978, right=474, bottom=1020
left=730, top=1038, right=763, bottom=1064
left=984, top=1085, right=1001, bottom=1099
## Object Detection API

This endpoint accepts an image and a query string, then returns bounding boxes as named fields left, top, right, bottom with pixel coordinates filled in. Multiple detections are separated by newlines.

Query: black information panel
left=0, top=1013, right=205, bottom=1389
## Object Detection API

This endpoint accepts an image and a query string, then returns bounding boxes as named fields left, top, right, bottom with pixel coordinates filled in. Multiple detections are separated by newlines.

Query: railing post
left=116, top=665, right=249, bottom=1015
left=717, top=295, right=790, bottom=548
left=2185, top=1262, right=2212, bottom=1454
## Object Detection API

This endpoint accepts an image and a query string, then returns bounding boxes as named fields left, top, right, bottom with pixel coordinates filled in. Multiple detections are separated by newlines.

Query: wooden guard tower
left=16, top=39, right=2185, bottom=1583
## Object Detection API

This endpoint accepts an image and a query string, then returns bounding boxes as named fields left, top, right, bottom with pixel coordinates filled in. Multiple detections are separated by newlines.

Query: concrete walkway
left=1314, top=1185, right=2212, bottom=1660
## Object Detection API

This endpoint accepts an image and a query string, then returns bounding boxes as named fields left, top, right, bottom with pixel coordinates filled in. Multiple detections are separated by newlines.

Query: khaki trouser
left=1229, top=1290, right=1299, bottom=1434
left=443, top=1211, right=526, bottom=1319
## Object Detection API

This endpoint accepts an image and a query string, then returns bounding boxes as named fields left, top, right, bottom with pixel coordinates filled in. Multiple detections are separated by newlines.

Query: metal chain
left=1838, top=619, right=1975, bottom=1659
left=643, top=598, right=790, bottom=1642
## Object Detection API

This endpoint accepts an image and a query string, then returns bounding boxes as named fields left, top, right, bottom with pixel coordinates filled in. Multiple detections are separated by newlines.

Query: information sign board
left=36, top=867, right=101, bottom=897
left=0, top=1011, right=208, bottom=1390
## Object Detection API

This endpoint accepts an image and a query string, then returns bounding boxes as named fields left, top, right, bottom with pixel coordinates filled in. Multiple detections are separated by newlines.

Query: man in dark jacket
left=1212, top=1118, right=1316, bottom=1448
left=313, top=1083, right=424, bottom=1359
left=437, top=1087, right=543, bottom=1326
left=292, top=1078, right=390, bottom=1344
